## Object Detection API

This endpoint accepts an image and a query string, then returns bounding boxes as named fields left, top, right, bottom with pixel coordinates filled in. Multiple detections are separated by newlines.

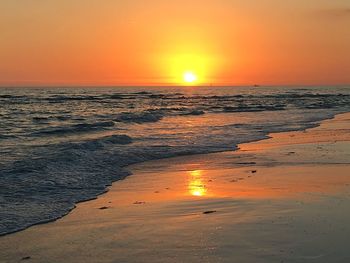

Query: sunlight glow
left=183, top=72, right=197, bottom=84
left=162, top=52, right=214, bottom=85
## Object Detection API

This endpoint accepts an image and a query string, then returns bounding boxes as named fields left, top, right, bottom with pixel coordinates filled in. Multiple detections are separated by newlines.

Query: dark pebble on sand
left=133, top=201, right=146, bottom=205
left=21, top=256, right=31, bottom=260
left=99, top=206, right=109, bottom=210
left=251, top=170, right=257, bottom=173
left=203, top=210, right=217, bottom=214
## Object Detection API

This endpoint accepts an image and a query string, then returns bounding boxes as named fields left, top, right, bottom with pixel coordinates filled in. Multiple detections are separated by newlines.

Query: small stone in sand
left=154, top=191, right=160, bottom=193
left=251, top=170, right=257, bottom=173
left=21, top=256, right=31, bottom=260
left=98, top=206, right=109, bottom=210
left=133, top=201, right=146, bottom=205
left=203, top=210, right=217, bottom=214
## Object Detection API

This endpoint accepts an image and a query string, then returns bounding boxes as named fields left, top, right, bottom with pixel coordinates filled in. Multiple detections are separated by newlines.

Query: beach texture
left=1, top=113, right=349, bottom=263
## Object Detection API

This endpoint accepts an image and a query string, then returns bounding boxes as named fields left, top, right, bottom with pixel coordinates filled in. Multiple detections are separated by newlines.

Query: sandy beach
left=1, top=113, right=350, bottom=263
left=2, top=1, right=350, bottom=262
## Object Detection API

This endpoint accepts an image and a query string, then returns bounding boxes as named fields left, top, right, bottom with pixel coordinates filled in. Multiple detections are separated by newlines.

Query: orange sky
left=0, top=0, right=349, bottom=86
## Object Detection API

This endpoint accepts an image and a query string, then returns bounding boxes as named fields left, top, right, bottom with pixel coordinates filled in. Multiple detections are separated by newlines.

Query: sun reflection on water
left=188, top=170, right=207, bottom=197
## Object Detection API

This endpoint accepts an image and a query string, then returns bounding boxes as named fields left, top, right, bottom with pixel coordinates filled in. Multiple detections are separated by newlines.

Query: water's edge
left=2, top=111, right=347, bottom=237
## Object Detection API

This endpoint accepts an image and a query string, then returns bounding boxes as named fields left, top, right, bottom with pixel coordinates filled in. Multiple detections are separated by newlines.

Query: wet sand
left=1, top=113, right=350, bottom=263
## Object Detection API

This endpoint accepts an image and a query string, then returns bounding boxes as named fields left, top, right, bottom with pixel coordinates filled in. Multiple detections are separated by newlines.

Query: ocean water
left=0, top=86, right=350, bottom=235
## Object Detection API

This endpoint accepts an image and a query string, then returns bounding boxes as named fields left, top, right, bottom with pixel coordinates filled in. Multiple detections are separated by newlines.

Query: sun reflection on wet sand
left=188, top=170, right=207, bottom=197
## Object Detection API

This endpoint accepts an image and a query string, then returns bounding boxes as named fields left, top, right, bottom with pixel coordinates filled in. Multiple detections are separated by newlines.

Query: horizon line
left=0, top=84, right=349, bottom=88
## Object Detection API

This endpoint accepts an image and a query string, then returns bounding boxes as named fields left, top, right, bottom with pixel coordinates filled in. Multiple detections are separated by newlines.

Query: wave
left=180, top=109, right=205, bottom=116
left=0, top=94, right=27, bottom=99
left=115, top=111, right=164, bottom=123
left=30, top=121, right=115, bottom=136
left=99, top=134, right=132, bottom=145
left=46, top=95, right=100, bottom=102
left=69, top=134, right=133, bottom=150
left=222, top=105, right=285, bottom=112
left=0, top=134, right=17, bottom=139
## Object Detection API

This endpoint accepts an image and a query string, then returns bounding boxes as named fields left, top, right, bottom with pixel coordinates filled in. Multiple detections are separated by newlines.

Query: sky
left=0, top=0, right=349, bottom=86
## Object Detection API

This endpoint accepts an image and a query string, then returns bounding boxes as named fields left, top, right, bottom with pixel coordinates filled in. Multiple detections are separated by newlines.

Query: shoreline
left=1, top=112, right=350, bottom=262
left=1, top=111, right=346, bottom=237
left=0, top=112, right=350, bottom=237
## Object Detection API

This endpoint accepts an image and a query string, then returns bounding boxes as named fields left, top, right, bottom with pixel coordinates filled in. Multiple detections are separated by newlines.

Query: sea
left=1, top=86, right=350, bottom=235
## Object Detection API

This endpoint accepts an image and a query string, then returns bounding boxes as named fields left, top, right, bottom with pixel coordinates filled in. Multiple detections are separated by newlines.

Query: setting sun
left=183, top=72, right=197, bottom=84
left=163, top=53, right=212, bottom=86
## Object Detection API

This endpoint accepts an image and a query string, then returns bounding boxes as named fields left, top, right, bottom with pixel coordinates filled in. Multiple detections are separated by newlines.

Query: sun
left=183, top=71, right=197, bottom=84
